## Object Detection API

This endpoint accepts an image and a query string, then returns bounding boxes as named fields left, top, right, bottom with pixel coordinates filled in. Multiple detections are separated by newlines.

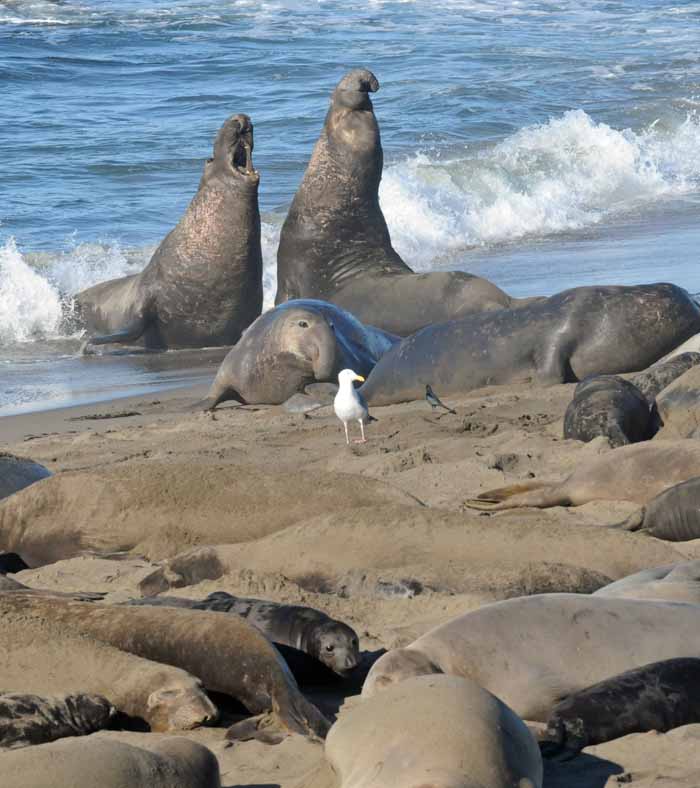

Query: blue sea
left=2, top=0, right=700, bottom=416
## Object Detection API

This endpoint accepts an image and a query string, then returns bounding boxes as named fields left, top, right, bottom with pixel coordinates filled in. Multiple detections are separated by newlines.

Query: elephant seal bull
left=203, top=299, right=398, bottom=409
left=466, top=440, right=700, bottom=511
left=275, top=69, right=525, bottom=336
left=612, top=477, right=700, bottom=541
left=309, top=675, right=542, bottom=788
left=563, top=375, right=652, bottom=447
left=1, top=736, right=221, bottom=788
left=0, top=692, right=114, bottom=749
left=361, top=283, right=700, bottom=405
left=362, top=593, right=700, bottom=722
left=127, top=591, right=360, bottom=676
left=76, top=114, right=262, bottom=350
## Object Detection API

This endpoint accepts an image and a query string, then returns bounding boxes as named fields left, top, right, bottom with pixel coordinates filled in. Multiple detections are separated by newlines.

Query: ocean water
left=1, top=0, right=700, bottom=416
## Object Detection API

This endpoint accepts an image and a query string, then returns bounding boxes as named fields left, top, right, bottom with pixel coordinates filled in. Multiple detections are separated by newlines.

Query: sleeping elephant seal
left=541, top=658, right=700, bottom=756
left=563, top=375, right=652, bottom=447
left=76, top=114, right=262, bottom=350
left=612, top=477, right=700, bottom=541
left=1, top=736, right=221, bottom=788
left=0, top=592, right=330, bottom=742
left=654, top=364, right=700, bottom=438
left=308, top=675, right=542, bottom=788
left=127, top=591, right=360, bottom=676
left=275, top=69, right=526, bottom=336
left=0, top=454, right=50, bottom=502
left=361, top=283, right=700, bottom=405
left=362, top=594, right=700, bottom=722
left=466, top=440, right=700, bottom=511
left=203, top=299, right=398, bottom=409
left=628, top=351, right=700, bottom=401
left=593, top=560, right=700, bottom=603
left=0, top=692, right=114, bottom=749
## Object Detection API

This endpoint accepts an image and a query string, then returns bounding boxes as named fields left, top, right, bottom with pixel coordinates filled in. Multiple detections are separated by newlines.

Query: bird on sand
left=334, top=369, right=372, bottom=444
left=425, top=384, right=456, bottom=415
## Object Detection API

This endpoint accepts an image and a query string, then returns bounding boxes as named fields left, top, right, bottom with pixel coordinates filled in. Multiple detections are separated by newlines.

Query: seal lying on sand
left=0, top=692, right=114, bottom=749
left=76, top=114, right=262, bottom=350
left=466, top=440, right=700, bottom=511
left=361, top=284, right=700, bottom=405
left=563, top=375, right=652, bottom=447
left=203, top=299, right=398, bottom=409
left=541, top=658, right=700, bottom=756
left=654, top=364, right=700, bottom=438
left=0, top=593, right=329, bottom=741
left=611, top=477, right=700, bottom=541
left=128, top=592, right=360, bottom=675
left=362, top=593, right=700, bottom=721
left=308, top=675, right=542, bottom=788
left=2, top=736, right=221, bottom=788
left=0, top=454, right=50, bottom=502
left=275, top=69, right=528, bottom=336
left=628, top=351, right=700, bottom=402
left=593, top=560, right=700, bottom=604
left=0, top=606, right=217, bottom=731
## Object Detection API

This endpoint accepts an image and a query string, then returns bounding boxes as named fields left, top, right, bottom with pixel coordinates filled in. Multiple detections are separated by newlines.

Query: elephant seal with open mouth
left=275, top=69, right=528, bottom=336
left=76, top=114, right=262, bottom=350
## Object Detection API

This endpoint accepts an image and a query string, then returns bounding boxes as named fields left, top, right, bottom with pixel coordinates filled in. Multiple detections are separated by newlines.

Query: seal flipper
left=81, top=316, right=149, bottom=351
left=202, top=387, right=247, bottom=412
left=463, top=481, right=555, bottom=511
left=607, top=507, right=646, bottom=532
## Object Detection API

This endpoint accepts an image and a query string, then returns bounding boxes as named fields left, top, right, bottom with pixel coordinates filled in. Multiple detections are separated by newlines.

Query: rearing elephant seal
left=275, top=69, right=524, bottom=336
left=203, top=299, right=398, bottom=409
left=361, top=283, right=700, bottom=405
left=76, top=114, right=262, bottom=349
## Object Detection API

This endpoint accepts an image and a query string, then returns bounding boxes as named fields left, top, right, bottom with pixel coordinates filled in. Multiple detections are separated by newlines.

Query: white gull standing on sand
left=334, top=369, right=371, bottom=444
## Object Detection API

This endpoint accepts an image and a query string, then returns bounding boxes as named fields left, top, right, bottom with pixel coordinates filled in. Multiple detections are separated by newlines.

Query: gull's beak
left=354, top=375, right=366, bottom=382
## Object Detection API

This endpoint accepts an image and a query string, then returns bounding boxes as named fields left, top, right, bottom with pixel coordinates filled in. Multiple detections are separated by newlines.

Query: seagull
left=425, top=384, right=456, bottom=415
left=334, top=369, right=372, bottom=444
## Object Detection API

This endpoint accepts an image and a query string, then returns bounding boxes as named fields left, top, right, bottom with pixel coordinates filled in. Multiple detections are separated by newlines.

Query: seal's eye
left=298, top=320, right=309, bottom=328
left=325, top=644, right=335, bottom=652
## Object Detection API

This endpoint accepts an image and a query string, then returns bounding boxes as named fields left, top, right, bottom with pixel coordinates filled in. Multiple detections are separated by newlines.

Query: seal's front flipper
left=81, top=317, right=148, bottom=352
left=225, top=713, right=288, bottom=745
left=607, top=507, right=646, bottom=532
left=463, top=481, right=549, bottom=511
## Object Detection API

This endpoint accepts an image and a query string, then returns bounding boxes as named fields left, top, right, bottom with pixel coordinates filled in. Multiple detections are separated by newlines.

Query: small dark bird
left=425, top=384, right=456, bottom=415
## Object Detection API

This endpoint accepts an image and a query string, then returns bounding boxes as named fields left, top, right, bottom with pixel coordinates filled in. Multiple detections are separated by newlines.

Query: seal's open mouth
left=231, top=131, right=255, bottom=177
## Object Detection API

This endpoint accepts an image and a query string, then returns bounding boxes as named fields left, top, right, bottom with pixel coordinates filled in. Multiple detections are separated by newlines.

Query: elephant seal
left=628, top=351, right=700, bottom=401
left=1, top=736, right=221, bottom=788
left=466, top=440, right=700, bottom=511
left=0, top=454, right=50, bottom=501
left=308, top=675, right=542, bottom=788
left=76, top=114, right=262, bottom=350
left=0, top=592, right=330, bottom=741
left=362, top=593, right=700, bottom=721
left=654, top=364, right=700, bottom=438
left=275, top=69, right=527, bottom=336
left=541, top=658, right=700, bottom=756
left=203, top=299, right=398, bottom=409
left=0, top=692, right=115, bottom=749
left=612, top=477, right=700, bottom=541
left=127, top=591, right=360, bottom=675
left=593, top=561, right=700, bottom=604
left=361, top=283, right=700, bottom=405
left=0, top=605, right=217, bottom=731
left=0, top=552, right=28, bottom=574
left=563, top=375, right=652, bottom=447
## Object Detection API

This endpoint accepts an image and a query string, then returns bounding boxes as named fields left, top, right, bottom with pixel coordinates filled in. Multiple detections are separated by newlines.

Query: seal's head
left=146, top=677, right=218, bottom=732
left=332, top=68, right=380, bottom=110
left=274, top=305, right=340, bottom=382
left=362, top=648, right=441, bottom=697
left=309, top=620, right=361, bottom=675
left=208, top=113, right=259, bottom=186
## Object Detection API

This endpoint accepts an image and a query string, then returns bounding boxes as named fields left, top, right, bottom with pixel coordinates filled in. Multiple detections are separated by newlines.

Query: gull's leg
left=353, top=419, right=367, bottom=444
left=344, top=422, right=350, bottom=444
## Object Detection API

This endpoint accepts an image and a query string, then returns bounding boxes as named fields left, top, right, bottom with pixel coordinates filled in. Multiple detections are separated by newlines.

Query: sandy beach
left=3, top=376, right=700, bottom=788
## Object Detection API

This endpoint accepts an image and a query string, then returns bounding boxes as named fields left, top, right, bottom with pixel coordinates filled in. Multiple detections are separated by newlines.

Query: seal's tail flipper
left=606, top=507, right=646, bottom=532
left=463, top=480, right=556, bottom=511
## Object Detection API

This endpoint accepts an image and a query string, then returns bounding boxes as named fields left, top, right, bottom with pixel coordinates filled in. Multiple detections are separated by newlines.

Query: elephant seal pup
left=563, top=375, right=652, bottom=447
left=361, top=283, right=700, bottom=405
left=654, top=364, right=700, bottom=438
left=1, top=593, right=329, bottom=741
left=612, top=477, right=700, bottom=541
left=593, top=560, right=700, bottom=604
left=628, top=351, right=700, bottom=401
left=466, top=440, right=700, bottom=511
left=0, top=454, right=50, bottom=502
left=128, top=592, right=360, bottom=675
left=203, top=299, right=398, bottom=409
left=275, top=69, right=527, bottom=337
left=309, top=675, right=542, bottom=788
left=541, top=658, right=700, bottom=756
left=2, top=736, right=221, bottom=788
left=0, top=692, right=114, bottom=749
left=362, top=593, right=700, bottom=722
left=76, top=114, right=262, bottom=350
left=1, top=607, right=217, bottom=731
